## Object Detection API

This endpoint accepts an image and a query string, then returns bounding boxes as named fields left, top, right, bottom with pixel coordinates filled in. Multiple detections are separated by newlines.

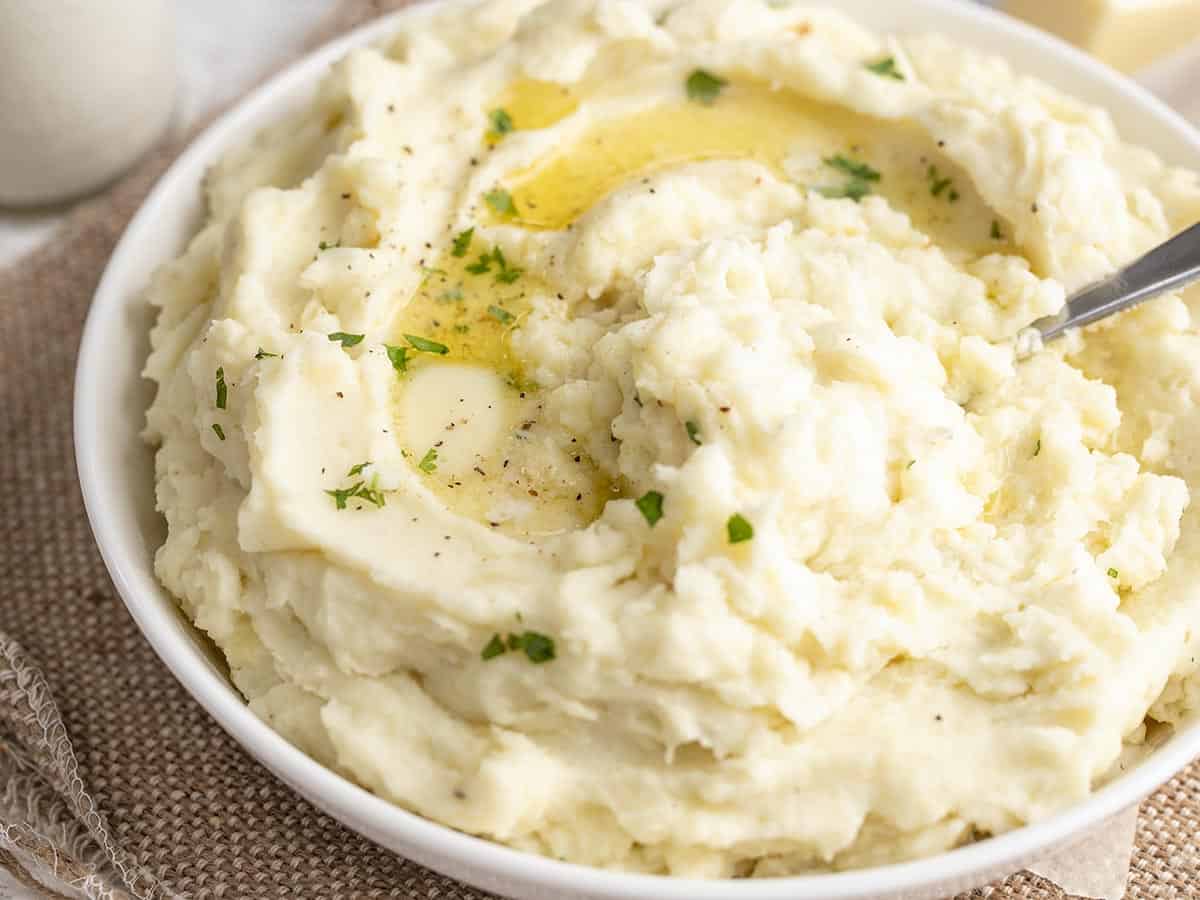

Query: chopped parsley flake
left=482, top=631, right=557, bottom=664
left=1108, top=567, right=1119, bottom=578
left=211, top=423, right=226, bottom=441
left=685, top=69, right=727, bottom=104
left=481, top=634, right=507, bottom=660
left=329, top=331, right=364, bottom=347
left=686, top=420, right=702, bottom=445
left=815, top=155, right=879, bottom=202
left=451, top=228, right=474, bottom=257
left=325, top=476, right=386, bottom=510
left=405, top=334, right=449, bottom=355
left=465, top=246, right=522, bottom=283
left=439, top=287, right=464, bottom=302
left=215, top=367, right=227, bottom=410
left=488, top=304, right=515, bottom=324
left=254, top=347, right=279, bottom=360
left=418, top=447, right=439, bottom=473
left=325, top=484, right=356, bottom=510
left=357, top=480, right=387, bottom=508
left=815, top=180, right=872, bottom=202
left=518, top=631, right=556, bottom=663
left=385, top=344, right=409, bottom=374
left=347, top=461, right=371, bottom=477
left=466, top=253, right=492, bottom=275
left=865, top=56, right=904, bottom=80
left=318, top=240, right=340, bottom=251
left=927, top=165, right=955, bottom=200
left=991, top=219, right=1004, bottom=240
left=727, top=513, right=754, bottom=544
left=485, top=188, right=516, bottom=216
left=825, top=155, right=881, bottom=182
left=489, top=108, right=514, bottom=136
left=636, top=490, right=664, bottom=526
left=1033, top=438, right=1041, bottom=457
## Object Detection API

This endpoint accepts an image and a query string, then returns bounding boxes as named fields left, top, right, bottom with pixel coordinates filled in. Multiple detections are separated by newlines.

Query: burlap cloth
left=1, top=2, right=1199, bottom=897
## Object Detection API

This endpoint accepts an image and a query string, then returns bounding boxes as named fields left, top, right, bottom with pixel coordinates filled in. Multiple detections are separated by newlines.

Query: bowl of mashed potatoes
left=76, top=0, right=1200, bottom=897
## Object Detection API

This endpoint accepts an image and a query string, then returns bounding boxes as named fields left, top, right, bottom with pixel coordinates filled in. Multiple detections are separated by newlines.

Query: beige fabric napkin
left=1, top=2, right=1199, bottom=897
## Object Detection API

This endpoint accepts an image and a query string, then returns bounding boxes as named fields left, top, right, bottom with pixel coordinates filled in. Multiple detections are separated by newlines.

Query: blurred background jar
left=0, top=0, right=176, bottom=207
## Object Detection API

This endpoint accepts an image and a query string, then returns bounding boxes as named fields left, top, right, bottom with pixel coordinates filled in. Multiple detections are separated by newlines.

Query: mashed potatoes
left=143, top=0, right=1200, bottom=876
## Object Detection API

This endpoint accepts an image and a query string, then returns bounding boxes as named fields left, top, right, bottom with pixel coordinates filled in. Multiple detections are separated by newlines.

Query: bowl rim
left=75, top=1, right=1200, bottom=897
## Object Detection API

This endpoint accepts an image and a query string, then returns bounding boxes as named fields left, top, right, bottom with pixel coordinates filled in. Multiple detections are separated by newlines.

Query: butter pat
left=1004, top=0, right=1200, bottom=72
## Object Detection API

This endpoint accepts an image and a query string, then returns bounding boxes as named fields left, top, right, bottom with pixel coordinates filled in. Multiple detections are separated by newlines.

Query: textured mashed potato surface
left=144, top=0, right=1200, bottom=876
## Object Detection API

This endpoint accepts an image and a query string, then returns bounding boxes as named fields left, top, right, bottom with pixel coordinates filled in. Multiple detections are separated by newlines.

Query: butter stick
left=1003, top=0, right=1200, bottom=72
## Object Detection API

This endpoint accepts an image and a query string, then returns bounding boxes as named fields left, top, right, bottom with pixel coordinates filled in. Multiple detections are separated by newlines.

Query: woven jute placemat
left=1, top=2, right=1199, bottom=897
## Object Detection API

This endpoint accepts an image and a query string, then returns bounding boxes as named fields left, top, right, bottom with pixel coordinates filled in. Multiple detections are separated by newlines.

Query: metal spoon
left=1026, top=220, right=1200, bottom=345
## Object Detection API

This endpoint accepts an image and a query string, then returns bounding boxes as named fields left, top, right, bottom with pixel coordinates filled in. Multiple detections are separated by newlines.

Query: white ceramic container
left=0, top=0, right=175, bottom=206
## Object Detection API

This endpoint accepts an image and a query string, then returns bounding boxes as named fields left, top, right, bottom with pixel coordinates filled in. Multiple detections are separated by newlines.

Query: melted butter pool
left=390, top=247, right=614, bottom=537
left=496, top=80, right=1010, bottom=256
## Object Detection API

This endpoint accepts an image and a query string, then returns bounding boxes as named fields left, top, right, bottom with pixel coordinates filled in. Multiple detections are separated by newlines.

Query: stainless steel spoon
left=1027, top=220, right=1200, bottom=344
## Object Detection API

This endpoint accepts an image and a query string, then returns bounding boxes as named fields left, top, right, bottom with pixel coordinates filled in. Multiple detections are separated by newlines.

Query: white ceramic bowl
left=75, top=2, right=1200, bottom=898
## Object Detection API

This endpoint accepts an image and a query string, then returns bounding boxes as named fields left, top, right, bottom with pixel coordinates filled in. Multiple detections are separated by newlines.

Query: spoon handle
left=1036, top=220, right=1200, bottom=342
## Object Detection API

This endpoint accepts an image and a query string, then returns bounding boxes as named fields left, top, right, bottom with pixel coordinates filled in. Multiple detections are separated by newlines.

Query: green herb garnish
left=517, top=631, right=556, bottom=663
left=465, top=246, right=522, bottom=284
left=489, top=108, right=514, bottom=136
left=636, top=490, right=664, bottom=526
left=329, top=332, right=365, bottom=347
left=825, top=155, right=881, bottom=182
left=254, top=347, right=279, bottom=360
left=927, top=165, right=955, bottom=199
left=347, top=461, right=371, bottom=477
left=686, top=69, right=727, bottom=105
left=451, top=227, right=474, bottom=258
left=418, top=447, right=438, bottom=473
left=318, top=240, right=340, bottom=251
left=815, top=155, right=879, bottom=202
left=211, top=423, right=226, bottom=441
left=325, top=477, right=386, bottom=510
left=439, top=287, right=464, bottom=302
left=485, top=188, right=516, bottom=216
left=1033, top=438, right=1041, bottom=457
left=385, top=344, right=408, bottom=374
left=326, top=485, right=357, bottom=510
left=405, top=334, right=449, bottom=355
left=865, top=56, right=904, bottom=80
left=727, top=513, right=754, bottom=544
left=1108, top=567, right=1119, bottom=578
left=481, top=634, right=507, bottom=660
left=685, top=420, right=702, bottom=445
left=482, top=631, right=557, bottom=664
left=488, top=305, right=515, bottom=324
left=215, top=367, right=227, bottom=410
left=466, top=253, right=493, bottom=275
left=815, top=181, right=873, bottom=202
